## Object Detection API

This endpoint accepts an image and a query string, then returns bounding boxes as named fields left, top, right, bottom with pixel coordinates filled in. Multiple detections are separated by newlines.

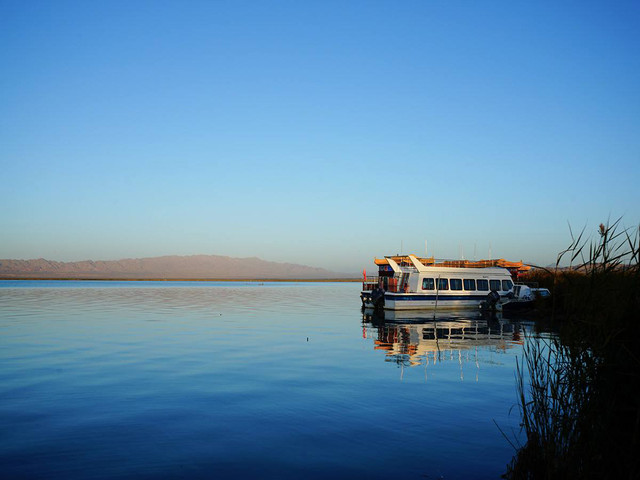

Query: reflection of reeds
left=504, top=219, right=640, bottom=479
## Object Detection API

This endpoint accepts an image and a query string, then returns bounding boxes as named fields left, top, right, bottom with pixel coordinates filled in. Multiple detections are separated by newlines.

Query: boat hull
left=361, top=291, right=498, bottom=310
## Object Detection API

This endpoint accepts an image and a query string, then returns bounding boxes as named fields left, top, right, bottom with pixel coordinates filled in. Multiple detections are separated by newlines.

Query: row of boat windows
left=421, top=278, right=513, bottom=292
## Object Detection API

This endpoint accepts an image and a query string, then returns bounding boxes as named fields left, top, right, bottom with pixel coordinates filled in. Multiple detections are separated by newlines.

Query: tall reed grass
left=504, top=219, right=640, bottom=479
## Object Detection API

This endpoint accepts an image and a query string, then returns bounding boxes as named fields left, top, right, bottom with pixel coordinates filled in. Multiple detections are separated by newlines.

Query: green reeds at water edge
left=504, top=219, right=640, bottom=479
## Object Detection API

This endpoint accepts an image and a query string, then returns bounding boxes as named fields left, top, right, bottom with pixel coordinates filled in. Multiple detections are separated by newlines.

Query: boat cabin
left=362, top=254, right=531, bottom=310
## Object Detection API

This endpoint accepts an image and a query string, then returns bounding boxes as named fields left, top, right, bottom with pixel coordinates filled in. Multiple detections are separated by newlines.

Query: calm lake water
left=0, top=281, right=530, bottom=479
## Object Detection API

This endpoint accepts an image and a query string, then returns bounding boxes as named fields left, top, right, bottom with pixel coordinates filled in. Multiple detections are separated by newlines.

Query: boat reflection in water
left=362, top=308, right=524, bottom=380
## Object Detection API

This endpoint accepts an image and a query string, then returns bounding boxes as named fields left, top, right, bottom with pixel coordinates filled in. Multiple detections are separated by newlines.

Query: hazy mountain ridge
left=0, top=255, right=352, bottom=279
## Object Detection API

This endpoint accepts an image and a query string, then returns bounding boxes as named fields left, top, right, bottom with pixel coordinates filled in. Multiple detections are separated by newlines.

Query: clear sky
left=1, top=0, right=639, bottom=273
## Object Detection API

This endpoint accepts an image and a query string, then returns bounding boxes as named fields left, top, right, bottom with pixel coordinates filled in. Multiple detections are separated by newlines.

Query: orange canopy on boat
left=374, top=255, right=531, bottom=274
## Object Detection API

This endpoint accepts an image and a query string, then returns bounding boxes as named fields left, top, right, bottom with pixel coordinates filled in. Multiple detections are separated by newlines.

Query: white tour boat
left=360, top=254, right=531, bottom=311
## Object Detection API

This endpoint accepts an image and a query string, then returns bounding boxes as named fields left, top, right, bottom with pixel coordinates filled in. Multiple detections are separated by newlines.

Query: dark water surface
left=0, top=281, right=526, bottom=479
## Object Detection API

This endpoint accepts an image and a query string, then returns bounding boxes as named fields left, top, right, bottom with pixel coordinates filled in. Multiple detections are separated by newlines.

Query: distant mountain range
left=0, top=255, right=355, bottom=280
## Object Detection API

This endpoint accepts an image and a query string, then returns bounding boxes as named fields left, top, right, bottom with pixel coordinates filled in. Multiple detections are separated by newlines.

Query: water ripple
left=1, top=281, right=524, bottom=479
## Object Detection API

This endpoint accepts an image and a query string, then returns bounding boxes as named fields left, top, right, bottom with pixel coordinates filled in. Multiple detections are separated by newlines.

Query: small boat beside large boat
left=501, top=283, right=551, bottom=311
left=361, top=254, right=531, bottom=311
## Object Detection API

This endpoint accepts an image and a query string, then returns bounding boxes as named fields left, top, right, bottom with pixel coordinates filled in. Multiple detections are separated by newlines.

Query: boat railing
left=362, top=278, right=378, bottom=291
left=376, top=256, right=531, bottom=275
left=362, top=275, right=401, bottom=293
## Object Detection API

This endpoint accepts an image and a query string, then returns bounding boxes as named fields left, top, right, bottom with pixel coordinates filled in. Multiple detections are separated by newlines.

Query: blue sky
left=1, top=0, right=639, bottom=273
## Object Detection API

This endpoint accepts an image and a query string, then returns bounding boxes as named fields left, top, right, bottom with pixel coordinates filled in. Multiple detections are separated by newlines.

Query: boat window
left=463, top=279, right=476, bottom=291
left=436, top=278, right=449, bottom=290
left=477, top=279, right=489, bottom=291
left=450, top=279, right=462, bottom=290
left=502, top=279, right=513, bottom=291
left=489, top=280, right=501, bottom=291
left=422, top=278, right=435, bottom=290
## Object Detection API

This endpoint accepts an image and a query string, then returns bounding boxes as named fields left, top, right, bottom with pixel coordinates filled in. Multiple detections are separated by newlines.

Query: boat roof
left=374, top=255, right=531, bottom=273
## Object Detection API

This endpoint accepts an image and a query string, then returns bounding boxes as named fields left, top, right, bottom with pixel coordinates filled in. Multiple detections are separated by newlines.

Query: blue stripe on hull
left=361, top=291, right=500, bottom=310
left=386, top=294, right=489, bottom=302
left=383, top=293, right=490, bottom=310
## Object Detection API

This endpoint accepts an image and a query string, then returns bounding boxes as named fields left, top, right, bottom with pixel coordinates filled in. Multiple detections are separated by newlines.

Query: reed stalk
left=504, top=219, right=640, bottom=479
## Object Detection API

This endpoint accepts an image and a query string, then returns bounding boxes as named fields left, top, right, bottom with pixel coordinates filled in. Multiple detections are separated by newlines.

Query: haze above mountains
left=0, top=255, right=354, bottom=280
